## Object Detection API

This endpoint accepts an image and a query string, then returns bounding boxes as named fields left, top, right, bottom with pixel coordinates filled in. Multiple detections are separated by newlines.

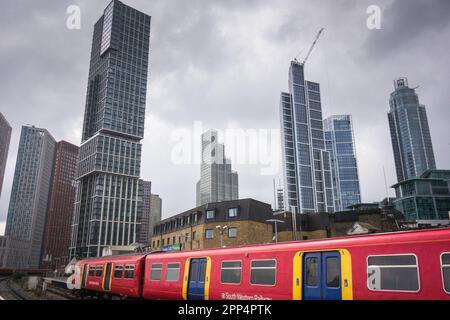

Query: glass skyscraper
left=5, top=125, right=56, bottom=268
left=280, top=61, right=334, bottom=214
left=0, top=112, right=12, bottom=198
left=70, top=0, right=151, bottom=259
left=324, top=115, right=361, bottom=212
left=196, top=129, right=239, bottom=206
left=388, top=78, right=436, bottom=183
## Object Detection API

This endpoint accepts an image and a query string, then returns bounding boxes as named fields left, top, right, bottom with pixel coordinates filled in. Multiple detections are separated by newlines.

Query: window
left=150, top=263, right=163, bottom=280
left=205, top=229, right=214, bottom=239
left=89, top=266, right=95, bottom=277
left=228, top=228, right=237, bottom=238
left=250, top=260, right=276, bottom=286
left=96, top=265, right=103, bottom=277
left=114, top=265, right=123, bottom=278
left=305, top=257, right=318, bottom=287
left=326, top=257, right=340, bottom=288
left=221, top=261, right=242, bottom=284
left=166, top=263, right=180, bottom=282
left=442, top=253, right=450, bottom=293
left=206, top=209, right=215, bottom=219
left=124, top=265, right=135, bottom=279
left=367, top=254, right=419, bottom=292
left=228, top=207, right=238, bottom=218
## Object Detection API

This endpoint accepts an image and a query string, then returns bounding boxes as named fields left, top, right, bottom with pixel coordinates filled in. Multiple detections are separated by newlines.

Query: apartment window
left=228, top=207, right=238, bottom=218
left=367, top=254, right=419, bottom=292
left=206, top=209, right=215, bottom=219
left=113, top=265, right=123, bottom=278
left=166, top=263, right=180, bottom=282
left=228, top=228, right=237, bottom=238
left=150, top=263, right=163, bottom=281
left=205, top=229, right=214, bottom=239
left=221, top=261, right=242, bottom=284
left=192, top=231, right=196, bottom=241
left=250, top=260, right=276, bottom=286
left=442, top=253, right=450, bottom=293
left=124, top=265, right=135, bottom=279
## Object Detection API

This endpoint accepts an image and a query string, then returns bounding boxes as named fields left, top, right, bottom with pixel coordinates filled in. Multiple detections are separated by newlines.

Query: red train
left=73, top=228, right=450, bottom=300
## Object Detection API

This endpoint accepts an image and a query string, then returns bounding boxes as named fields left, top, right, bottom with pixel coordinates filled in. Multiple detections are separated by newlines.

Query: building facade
left=324, top=115, right=361, bottom=211
left=41, top=141, right=79, bottom=270
left=196, top=129, right=239, bottom=206
left=280, top=61, right=334, bottom=214
left=388, top=78, right=436, bottom=182
left=137, top=180, right=152, bottom=244
left=149, top=193, right=162, bottom=239
left=151, top=199, right=273, bottom=251
left=0, top=236, right=9, bottom=268
left=0, top=112, right=12, bottom=198
left=5, top=126, right=56, bottom=268
left=393, top=170, right=450, bottom=222
left=70, top=0, right=151, bottom=259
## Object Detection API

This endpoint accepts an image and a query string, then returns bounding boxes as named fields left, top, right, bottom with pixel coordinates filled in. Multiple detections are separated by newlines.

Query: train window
left=305, top=257, right=318, bottom=287
left=95, top=266, right=103, bottom=277
left=441, top=253, right=450, bottom=293
left=124, top=265, right=135, bottom=279
left=166, top=263, right=180, bottom=282
left=250, top=260, right=276, bottom=286
left=221, top=261, right=242, bottom=284
left=89, top=266, right=95, bottom=277
left=150, top=263, right=163, bottom=280
left=114, top=265, right=123, bottom=278
left=367, top=254, right=419, bottom=292
left=326, top=257, right=340, bottom=288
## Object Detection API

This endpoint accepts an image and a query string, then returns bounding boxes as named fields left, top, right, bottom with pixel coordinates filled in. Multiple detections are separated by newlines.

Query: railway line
left=0, top=277, right=27, bottom=300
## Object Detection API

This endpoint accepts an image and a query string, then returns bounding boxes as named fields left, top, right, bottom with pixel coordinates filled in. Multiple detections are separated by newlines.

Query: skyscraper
left=388, top=77, right=436, bottom=182
left=41, top=141, right=79, bottom=270
left=280, top=61, right=334, bottom=214
left=138, top=180, right=152, bottom=244
left=324, top=115, right=361, bottom=212
left=70, top=0, right=151, bottom=259
left=149, top=193, right=162, bottom=238
left=196, top=129, right=239, bottom=206
left=5, top=125, right=56, bottom=268
left=0, top=112, right=12, bottom=198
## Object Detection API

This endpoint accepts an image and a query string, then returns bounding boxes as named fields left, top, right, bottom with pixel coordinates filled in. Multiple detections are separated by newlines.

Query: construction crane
left=294, top=27, right=324, bottom=65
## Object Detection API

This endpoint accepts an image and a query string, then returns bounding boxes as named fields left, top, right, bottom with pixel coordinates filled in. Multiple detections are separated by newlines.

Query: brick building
left=150, top=199, right=274, bottom=251
left=41, top=141, right=79, bottom=270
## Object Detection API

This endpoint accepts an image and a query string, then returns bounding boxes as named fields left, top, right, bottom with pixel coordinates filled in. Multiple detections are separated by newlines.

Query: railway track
left=0, top=277, right=27, bottom=300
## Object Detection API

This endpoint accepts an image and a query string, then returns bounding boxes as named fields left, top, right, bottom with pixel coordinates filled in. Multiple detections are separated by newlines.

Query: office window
left=205, top=229, right=214, bottom=239
left=221, top=261, right=242, bottom=284
left=228, top=207, right=238, bottom=218
left=367, top=254, right=419, bottom=292
left=150, top=263, right=163, bottom=281
left=113, top=265, right=123, bottom=278
left=206, top=209, right=215, bottom=219
left=250, top=260, right=276, bottom=286
left=124, top=265, right=135, bottom=279
left=228, top=228, right=237, bottom=238
left=166, top=263, right=180, bottom=282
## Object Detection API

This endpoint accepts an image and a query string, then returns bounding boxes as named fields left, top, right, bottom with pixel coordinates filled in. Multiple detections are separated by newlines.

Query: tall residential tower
left=280, top=61, right=334, bottom=214
left=5, top=126, right=56, bottom=268
left=324, top=115, right=361, bottom=211
left=70, top=0, right=151, bottom=258
left=0, top=112, right=12, bottom=198
left=388, top=78, right=436, bottom=182
left=196, top=130, right=239, bottom=206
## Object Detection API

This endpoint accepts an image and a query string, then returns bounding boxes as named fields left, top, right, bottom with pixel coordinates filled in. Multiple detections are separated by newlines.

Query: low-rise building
left=392, top=169, right=450, bottom=224
left=150, top=199, right=274, bottom=251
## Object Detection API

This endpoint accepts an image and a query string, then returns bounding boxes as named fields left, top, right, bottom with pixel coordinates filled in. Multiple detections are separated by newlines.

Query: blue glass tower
left=324, top=115, right=361, bottom=211
left=70, top=0, right=151, bottom=258
left=388, top=78, right=436, bottom=183
left=280, top=61, right=334, bottom=214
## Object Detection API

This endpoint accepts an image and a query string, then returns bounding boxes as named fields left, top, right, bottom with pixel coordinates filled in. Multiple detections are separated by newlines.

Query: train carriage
left=76, top=228, right=450, bottom=300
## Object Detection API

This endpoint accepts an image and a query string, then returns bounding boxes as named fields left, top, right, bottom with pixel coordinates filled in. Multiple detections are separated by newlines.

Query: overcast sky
left=1, top=0, right=450, bottom=234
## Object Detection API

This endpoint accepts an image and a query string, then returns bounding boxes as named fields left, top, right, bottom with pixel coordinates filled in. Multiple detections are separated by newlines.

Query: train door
left=187, top=258, right=207, bottom=300
left=81, top=264, right=88, bottom=288
left=103, top=263, right=113, bottom=291
left=303, top=251, right=342, bottom=300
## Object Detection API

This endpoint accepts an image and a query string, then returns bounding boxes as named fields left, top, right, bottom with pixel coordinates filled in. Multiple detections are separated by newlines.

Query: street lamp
left=215, top=225, right=228, bottom=248
left=266, top=219, right=285, bottom=243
